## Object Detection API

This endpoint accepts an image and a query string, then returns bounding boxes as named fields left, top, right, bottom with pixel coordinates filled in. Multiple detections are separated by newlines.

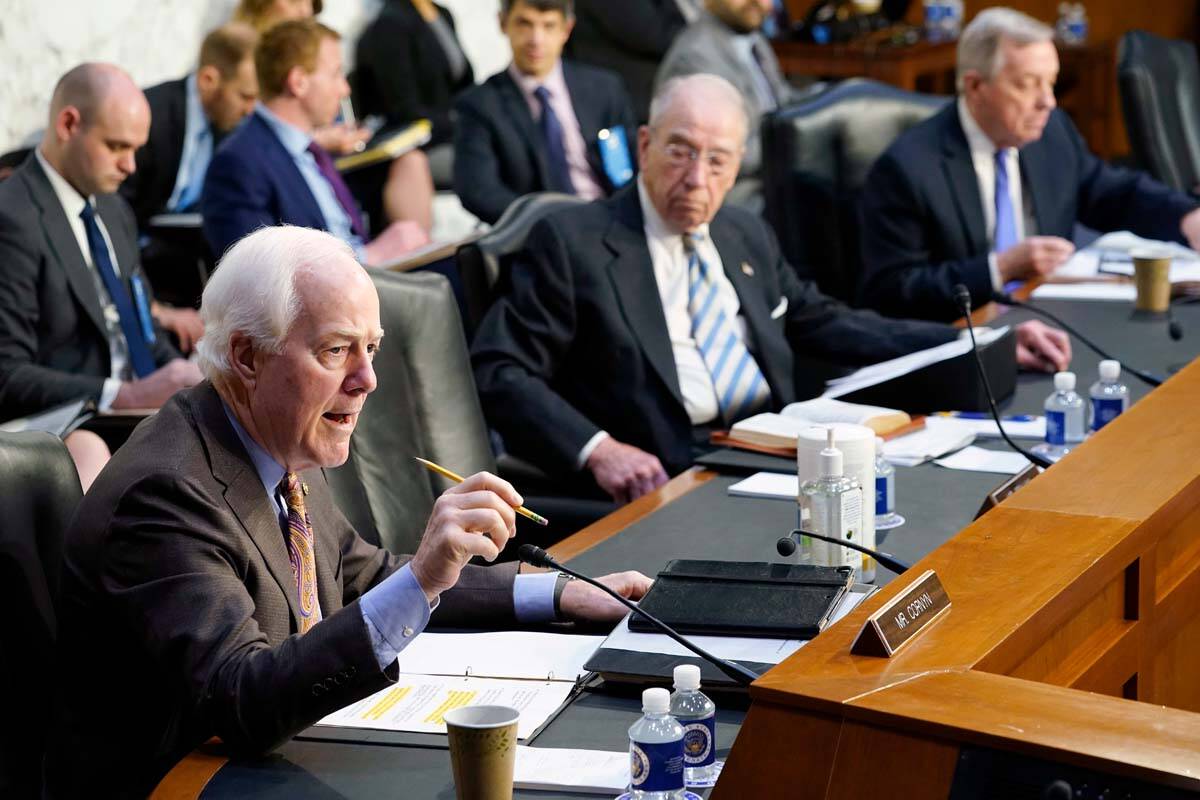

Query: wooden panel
left=710, top=704, right=844, bottom=800
left=826, top=720, right=958, bottom=800
left=1152, top=501, right=1200, bottom=603
left=149, top=740, right=226, bottom=800
left=1151, top=602, right=1200, bottom=713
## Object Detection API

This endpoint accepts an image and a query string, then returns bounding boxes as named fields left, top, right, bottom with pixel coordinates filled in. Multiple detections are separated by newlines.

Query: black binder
left=628, top=560, right=854, bottom=639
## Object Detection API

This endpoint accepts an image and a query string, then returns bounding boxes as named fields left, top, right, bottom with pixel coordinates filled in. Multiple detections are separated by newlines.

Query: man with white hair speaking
left=45, top=226, right=649, bottom=798
left=858, top=6, right=1200, bottom=321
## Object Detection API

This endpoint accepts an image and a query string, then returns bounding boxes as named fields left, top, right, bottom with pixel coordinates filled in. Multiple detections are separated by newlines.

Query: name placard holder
left=851, top=570, right=951, bottom=657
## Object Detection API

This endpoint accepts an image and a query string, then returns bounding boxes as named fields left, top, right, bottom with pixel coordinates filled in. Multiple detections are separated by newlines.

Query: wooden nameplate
left=851, top=569, right=950, bottom=657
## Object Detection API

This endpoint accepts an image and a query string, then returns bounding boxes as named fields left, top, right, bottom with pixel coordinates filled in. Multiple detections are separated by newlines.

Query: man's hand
left=363, top=220, right=430, bottom=266
left=152, top=303, right=204, bottom=354
left=996, top=236, right=1075, bottom=282
left=1181, top=207, right=1200, bottom=251
left=408, top=472, right=522, bottom=603
left=312, top=122, right=372, bottom=156
left=586, top=437, right=669, bottom=504
left=558, top=570, right=653, bottom=623
left=1015, top=320, right=1071, bottom=373
left=112, top=358, right=202, bottom=409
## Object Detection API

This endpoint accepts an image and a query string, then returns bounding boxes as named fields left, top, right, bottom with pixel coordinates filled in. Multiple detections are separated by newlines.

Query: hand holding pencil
left=416, top=457, right=548, bottom=526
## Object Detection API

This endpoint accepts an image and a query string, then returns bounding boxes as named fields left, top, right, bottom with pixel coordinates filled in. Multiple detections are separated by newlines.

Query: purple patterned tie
left=306, top=141, right=367, bottom=240
left=282, top=472, right=320, bottom=633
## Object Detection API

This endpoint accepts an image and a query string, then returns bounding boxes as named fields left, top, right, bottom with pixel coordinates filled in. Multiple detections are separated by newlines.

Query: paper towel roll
left=796, top=424, right=876, bottom=579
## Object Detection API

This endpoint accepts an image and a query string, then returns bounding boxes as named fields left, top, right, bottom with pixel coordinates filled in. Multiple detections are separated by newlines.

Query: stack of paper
left=882, top=417, right=975, bottom=466
left=933, top=446, right=1030, bottom=475
left=514, top=747, right=629, bottom=795
left=930, top=414, right=1045, bottom=440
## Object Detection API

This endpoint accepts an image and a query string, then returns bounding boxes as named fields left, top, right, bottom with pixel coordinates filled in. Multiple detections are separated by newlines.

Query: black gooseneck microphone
left=516, top=544, right=760, bottom=686
left=955, top=285, right=1054, bottom=471
left=775, top=528, right=912, bottom=574
left=989, top=290, right=1164, bottom=387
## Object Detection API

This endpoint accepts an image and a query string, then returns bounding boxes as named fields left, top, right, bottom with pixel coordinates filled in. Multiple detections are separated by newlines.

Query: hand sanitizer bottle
left=873, top=437, right=904, bottom=531
left=628, top=687, right=685, bottom=799
left=799, top=428, right=864, bottom=579
left=670, top=665, right=717, bottom=786
left=1089, top=360, right=1129, bottom=433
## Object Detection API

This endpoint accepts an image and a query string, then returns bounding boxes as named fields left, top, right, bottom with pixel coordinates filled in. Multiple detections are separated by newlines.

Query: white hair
left=649, top=73, right=750, bottom=143
left=195, top=225, right=356, bottom=381
left=956, top=7, right=1054, bottom=92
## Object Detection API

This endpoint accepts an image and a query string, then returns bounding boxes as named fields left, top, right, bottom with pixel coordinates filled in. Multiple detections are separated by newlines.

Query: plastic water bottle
left=943, top=0, right=963, bottom=39
left=628, top=687, right=685, bottom=799
left=874, top=437, right=904, bottom=531
left=923, top=0, right=947, bottom=42
left=670, top=665, right=717, bottom=786
left=1089, top=360, right=1129, bottom=433
left=1033, top=371, right=1085, bottom=462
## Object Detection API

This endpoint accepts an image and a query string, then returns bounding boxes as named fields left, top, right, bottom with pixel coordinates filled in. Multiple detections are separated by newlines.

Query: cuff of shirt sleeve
left=360, top=563, right=436, bottom=669
left=576, top=430, right=609, bottom=470
left=98, top=378, right=122, bottom=412
left=513, top=571, right=559, bottom=623
left=988, top=252, right=1002, bottom=292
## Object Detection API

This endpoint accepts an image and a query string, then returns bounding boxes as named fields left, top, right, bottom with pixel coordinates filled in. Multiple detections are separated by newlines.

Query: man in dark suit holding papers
left=453, top=0, right=638, bottom=224
left=472, top=74, right=1071, bottom=504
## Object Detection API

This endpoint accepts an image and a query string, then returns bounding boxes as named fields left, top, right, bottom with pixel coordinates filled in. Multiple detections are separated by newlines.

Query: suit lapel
left=938, top=108, right=989, bottom=256
left=306, top=474, right=344, bottom=618
left=23, top=161, right=108, bottom=337
left=604, top=190, right=684, bottom=408
left=96, top=195, right=137, bottom=282
left=251, top=114, right=327, bottom=231
left=496, top=73, right=552, bottom=189
left=1018, top=135, right=1054, bottom=236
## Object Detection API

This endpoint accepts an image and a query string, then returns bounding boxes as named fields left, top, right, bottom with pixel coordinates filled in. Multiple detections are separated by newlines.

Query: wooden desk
left=773, top=38, right=957, bottom=94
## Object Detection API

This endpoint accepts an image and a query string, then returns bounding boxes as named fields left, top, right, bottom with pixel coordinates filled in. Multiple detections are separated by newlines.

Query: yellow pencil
left=414, top=457, right=549, bottom=526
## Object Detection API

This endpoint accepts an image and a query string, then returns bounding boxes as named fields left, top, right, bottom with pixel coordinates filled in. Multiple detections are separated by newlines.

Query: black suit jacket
left=0, top=155, right=179, bottom=422
left=453, top=61, right=637, bottom=224
left=858, top=105, right=1200, bottom=321
left=120, top=76, right=188, bottom=229
left=472, top=186, right=955, bottom=476
left=568, top=0, right=686, bottom=123
left=45, top=382, right=520, bottom=798
left=354, top=1, right=473, bottom=145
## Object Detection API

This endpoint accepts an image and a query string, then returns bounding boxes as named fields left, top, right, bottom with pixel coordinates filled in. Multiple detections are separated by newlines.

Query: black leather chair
left=0, top=431, right=82, bottom=797
left=1118, top=30, right=1200, bottom=195
left=761, top=78, right=950, bottom=302
left=456, top=192, right=589, bottom=337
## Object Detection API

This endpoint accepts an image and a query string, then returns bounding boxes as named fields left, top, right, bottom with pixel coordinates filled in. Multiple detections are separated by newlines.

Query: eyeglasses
left=662, top=142, right=737, bottom=177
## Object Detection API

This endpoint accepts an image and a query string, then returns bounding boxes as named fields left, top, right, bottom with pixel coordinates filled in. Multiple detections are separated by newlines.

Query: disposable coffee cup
left=444, top=705, right=520, bottom=800
left=1131, top=248, right=1171, bottom=313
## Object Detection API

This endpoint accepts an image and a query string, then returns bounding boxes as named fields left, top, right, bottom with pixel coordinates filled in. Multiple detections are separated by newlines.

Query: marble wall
left=0, top=0, right=510, bottom=153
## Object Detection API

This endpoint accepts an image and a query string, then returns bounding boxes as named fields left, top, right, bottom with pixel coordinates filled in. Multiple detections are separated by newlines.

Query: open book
left=725, top=398, right=916, bottom=451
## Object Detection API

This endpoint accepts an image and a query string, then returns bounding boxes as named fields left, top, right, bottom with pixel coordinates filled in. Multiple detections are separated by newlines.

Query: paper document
left=393, top=631, right=602, bottom=681
left=1088, top=231, right=1199, bottom=262
left=318, top=674, right=573, bottom=739
left=727, top=471, right=796, bottom=501
left=514, top=746, right=629, bottom=795
left=930, top=414, right=1045, bottom=440
left=823, top=327, right=1008, bottom=399
left=933, top=446, right=1030, bottom=475
left=1031, top=282, right=1136, bottom=302
left=882, top=417, right=974, bottom=466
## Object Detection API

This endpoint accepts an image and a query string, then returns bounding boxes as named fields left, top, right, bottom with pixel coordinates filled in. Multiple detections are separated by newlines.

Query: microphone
left=1167, top=302, right=1184, bottom=342
left=955, top=285, right=1054, bottom=470
left=517, top=544, right=760, bottom=686
left=776, top=528, right=912, bottom=574
left=989, top=290, right=1164, bottom=387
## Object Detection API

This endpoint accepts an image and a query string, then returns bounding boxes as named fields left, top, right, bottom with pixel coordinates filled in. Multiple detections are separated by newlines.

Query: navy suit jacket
left=453, top=61, right=637, bottom=224
left=201, top=112, right=330, bottom=258
left=471, top=186, right=955, bottom=476
left=858, top=105, right=1200, bottom=321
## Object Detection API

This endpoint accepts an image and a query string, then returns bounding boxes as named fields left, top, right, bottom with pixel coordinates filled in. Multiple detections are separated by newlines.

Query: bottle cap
left=1098, top=360, right=1120, bottom=381
left=819, top=427, right=843, bottom=478
left=1054, top=371, right=1076, bottom=392
left=642, top=687, right=670, bottom=714
left=673, top=664, right=701, bottom=690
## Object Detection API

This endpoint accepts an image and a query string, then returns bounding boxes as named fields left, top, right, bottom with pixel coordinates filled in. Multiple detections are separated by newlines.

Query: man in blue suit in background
left=858, top=7, right=1200, bottom=322
left=202, top=19, right=427, bottom=264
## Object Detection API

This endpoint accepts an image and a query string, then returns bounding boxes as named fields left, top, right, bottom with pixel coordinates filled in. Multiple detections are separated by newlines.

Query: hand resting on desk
left=560, top=571, right=653, bottom=623
left=586, top=436, right=669, bottom=504
left=1015, top=320, right=1071, bottom=373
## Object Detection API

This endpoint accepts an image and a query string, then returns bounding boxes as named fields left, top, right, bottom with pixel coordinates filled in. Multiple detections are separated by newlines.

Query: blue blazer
left=201, top=112, right=329, bottom=258
left=857, top=105, right=1200, bottom=321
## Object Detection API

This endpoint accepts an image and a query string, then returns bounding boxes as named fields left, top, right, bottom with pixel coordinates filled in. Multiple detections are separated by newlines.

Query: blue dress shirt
left=167, top=73, right=214, bottom=212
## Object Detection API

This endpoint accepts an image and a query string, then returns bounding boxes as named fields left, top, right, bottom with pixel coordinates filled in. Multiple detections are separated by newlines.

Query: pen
left=936, top=411, right=1037, bottom=422
left=414, top=457, right=549, bottom=526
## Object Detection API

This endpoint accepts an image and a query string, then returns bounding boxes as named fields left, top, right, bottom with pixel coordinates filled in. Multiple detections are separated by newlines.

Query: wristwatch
left=552, top=572, right=574, bottom=619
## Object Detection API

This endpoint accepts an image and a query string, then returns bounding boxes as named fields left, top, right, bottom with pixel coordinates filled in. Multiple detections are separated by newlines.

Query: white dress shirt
left=35, top=148, right=130, bottom=409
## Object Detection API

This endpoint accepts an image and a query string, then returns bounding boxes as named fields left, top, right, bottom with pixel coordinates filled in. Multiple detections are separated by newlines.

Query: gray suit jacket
left=654, top=12, right=795, bottom=174
left=45, top=382, right=519, bottom=798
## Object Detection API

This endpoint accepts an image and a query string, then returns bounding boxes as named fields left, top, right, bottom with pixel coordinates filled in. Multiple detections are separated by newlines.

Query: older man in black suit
left=858, top=7, right=1200, bottom=322
left=472, top=73, right=1072, bottom=504
left=453, top=0, right=638, bottom=224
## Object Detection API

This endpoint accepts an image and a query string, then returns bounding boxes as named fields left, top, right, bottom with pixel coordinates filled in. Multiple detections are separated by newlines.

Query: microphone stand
left=776, top=528, right=912, bottom=574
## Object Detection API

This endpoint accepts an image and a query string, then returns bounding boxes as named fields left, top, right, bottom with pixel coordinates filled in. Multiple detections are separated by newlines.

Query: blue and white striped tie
left=684, top=233, right=772, bottom=424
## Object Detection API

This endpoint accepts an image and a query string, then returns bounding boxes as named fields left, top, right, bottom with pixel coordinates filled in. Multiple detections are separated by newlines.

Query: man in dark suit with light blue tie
left=858, top=7, right=1200, bottom=323
left=452, top=0, right=638, bottom=224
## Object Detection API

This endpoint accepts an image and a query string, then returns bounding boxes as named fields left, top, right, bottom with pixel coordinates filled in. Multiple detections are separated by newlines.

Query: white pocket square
left=770, top=297, right=788, bottom=319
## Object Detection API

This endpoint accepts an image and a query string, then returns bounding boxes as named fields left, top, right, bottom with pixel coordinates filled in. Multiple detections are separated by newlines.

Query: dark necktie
left=306, top=141, right=367, bottom=240
left=79, top=204, right=156, bottom=378
left=533, top=86, right=575, bottom=194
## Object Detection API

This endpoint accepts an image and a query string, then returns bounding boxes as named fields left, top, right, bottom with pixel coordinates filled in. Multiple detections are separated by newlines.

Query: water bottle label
left=1091, top=398, right=1124, bottom=431
left=875, top=475, right=894, bottom=515
left=682, top=716, right=716, bottom=767
left=1046, top=410, right=1066, bottom=445
left=630, top=740, right=684, bottom=791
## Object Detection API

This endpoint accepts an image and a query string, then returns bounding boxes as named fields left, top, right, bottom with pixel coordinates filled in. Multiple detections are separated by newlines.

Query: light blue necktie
left=684, top=233, right=771, bottom=425
left=174, top=125, right=212, bottom=212
left=993, top=148, right=1023, bottom=293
